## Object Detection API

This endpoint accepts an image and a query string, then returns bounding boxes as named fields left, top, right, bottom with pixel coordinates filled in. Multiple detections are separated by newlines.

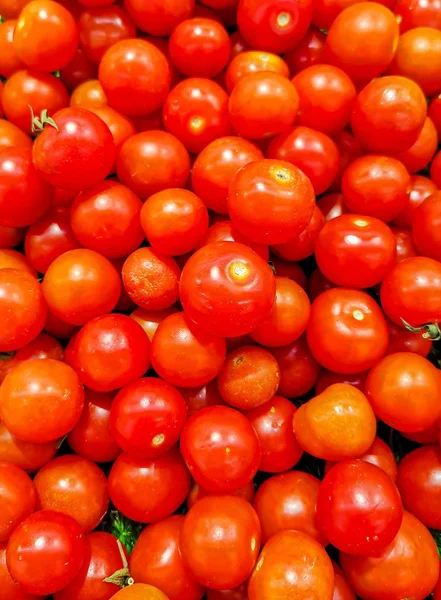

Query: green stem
left=107, top=510, right=142, bottom=555
left=401, top=319, right=441, bottom=341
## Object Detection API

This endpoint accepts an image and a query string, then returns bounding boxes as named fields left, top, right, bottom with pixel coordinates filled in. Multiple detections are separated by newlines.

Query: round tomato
left=109, top=584, right=169, bottom=600
left=226, top=50, right=289, bottom=92
left=0, top=462, right=35, bottom=542
left=0, top=422, right=57, bottom=472
left=125, top=0, right=194, bottom=35
left=198, top=220, right=269, bottom=260
left=411, top=192, right=441, bottom=262
left=270, top=336, right=321, bottom=397
left=325, top=437, right=398, bottom=482
left=69, top=79, right=107, bottom=108
left=386, top=319, right=432, bottom=357
left=395, top=117, right=438, bottom=174
left=394, top=174, right=437, bottom=228
left=0, top=20, right=25, bottom=79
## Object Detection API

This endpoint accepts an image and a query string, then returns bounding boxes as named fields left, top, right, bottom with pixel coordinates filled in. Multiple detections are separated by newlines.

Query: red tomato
left=283, top=27, right=326, bottom=74
left=6, top=510, right=86, bottom=596
left=0, top=332, right=63, bottom=384
left=228, top=72, right=299, bottom=139
left=393, top=174, right=437, bottom=228
left=0, top=20, right=25, bottom=79
left=326, top=437, right=398, bottom=481
left=226, top=50, right=289, bottom=92
left=1, top=542, right=40, bottom=600
left=117, top=131, right=190, bottom=198
left=130, top=515, right=204, bottom=600
left=33, top=455, right=108, bottom=532
left=429, top=95, right=441, bottom=137
left=412, top=192, right=441, bottom=262
left=394, top=117, right=438, bottom=174
left=387, top=319, right=432, bottom=356
left=108, top=447, right=191, bottom=523
left=0, top=248, right=35, bottom=275
left=180, top=405, right=261, bottom=493
left=69, top=79, right=107, bottom=108
left=0, top=463, right=35, bottom=542
left=392, top=226, right=417, bottom=262
left=315, top=214, right=396, bottom=288
left=191, top=136, right=263, bottom=214
left=13, top=0, right=79, bottom=72
left=307, top=288, right=389, bottom=374
left=316, top=460, right=403, bottom=556
left=125, top=0, right=194, bottom=35
left=87, top=105, right=136, bottom=162
left=180, top=496, right=261, bottom=590
left=60, top=48, right=97, bottom=90
left=198, top=220, right=269, bottom=261
left=317, top=193, right=347, bottom=221
left=366, top=352, right=441, bottom=432
left=0, top=119, right=31, bottom=151
left=42, top=249, right=121, bottom=326
left=271, top=206, right=322, bottom=261
left=0, top=422, right=57, bottom=472
left=394, top=0, right=441, bottom=31
left=431, top=150, right=441, bottom=188
left=332, top=562, right=356, bottom=600
left=237, top=0, right=313, bottom=54
left=187, top=480, right=254, bottom=508
left=110, top=584, right=169, bottom=600
left=341, top=511, right=439, bottom=600
left=99, top=39, right=171, bottom=116
left=271, top=336, right=321, bottom=397
left=130, top=306, right=178, bottom=342
left=316, top=370, right=367, bottom=394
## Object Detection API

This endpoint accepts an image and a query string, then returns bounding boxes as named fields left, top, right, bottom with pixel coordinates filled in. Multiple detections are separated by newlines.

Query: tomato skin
left=396, top=445, right=441, bottom=530
left=393, top=174, right=437, bottom=228
left=110, top=377, right=187, bottom=458
left=110, top=584, right=169, bottom=600
left=198, top=220, right=269, bottom=261
left=130, top=306, right=177, bottom=343
left=270, top=258, right=307, bottom=289
left=206, top=584, right=248, bottom=600
left=180, top=405, right=261, bottom=493
left=272, top=205, right=324, bottom=262
left=0, top=422, right=57, bottom=472
left=3, top=69, right=68, bottom=134
left=0, top=463, right=36, bottom=542
left=316, top=460, right=403, bottom=556
left=226, top=50, right=289, bottom=92
left=284, top=27, right=326, bottom=74
left=34, top=455, right=108, bottom=533
left=326, top=437, right=398, bottom=482
left=13, top=0, right=79, bottom=72
left=191, top=136, right=263, bottom=214
left=0, top=119, right=31, bottom=151
left=228, top=72, right=299, bottom=140
left=60, top=48, right=97, bottom=91
left=237, top=0, right=313, bottom=54
left=125, top=0, right=194, bottom=35
left=271, top=336, right=321, bottom=397
left=411, top=192, right=441, bottom=262
left=69, top=79, right=107, bottom=109
left=0, top=20, right=25, bottom=79
left=188, top=480, right=254, bottom=508
left=431, top=150, right=441, bottom=188
left=394, top=0, right=441, bottom=30
left=117, top=131, right=190, bottom=198
left=99, top=39, right=171, bottom=116
left=180, top=496, right=261, bottom=590
left=315, top=214, right=396, bottom=288
left=130, top=515, right=204, bottom=600
left=248, top=530, right=334, bottom=600
left=394, top=117, right=438, bottom=174
left=108, top=447, right=191, bottom=523
left=351, top=76, right=427, bottom=154
left=43, top=249, right=121, bottom=326
left=366, top=352, right=441, bottom=432
left=387, top=319, right=432, bottom=357
left=308, top=268, right=336, bottom=301
left=0, top=147, right=52, bottom=228
left=267, top=126, right=339, bottom=195
left=340, top=511, right=440, bottom=600
left=307, top=288, right=389, bottom=374
left=163, top=78, right=232, bottom=153
left=330, top=129, right=363, bottom=193
left=392, top=227, right=417, bottom=262
left=380, top=256, right=441, bottom=326
left=316, top=370, right=367, bottom=395
left=0, top=543, right=39, bottom=600
left=429, top=95, right=441, bottom=137
left=7, top=510, right=86, bottom=596
left=332, top=562, right=356, bottom=600
left=180, top=242, right=276, bottom=337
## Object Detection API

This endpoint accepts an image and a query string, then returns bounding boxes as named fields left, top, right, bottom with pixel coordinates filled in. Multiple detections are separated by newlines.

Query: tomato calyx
left=401, top=319, right=441, bottom=341
left=107, top=509, right=142, bottom=554
left=103, top=538, right=134, bottom=588
left=29, top=106, right=59, bottom=134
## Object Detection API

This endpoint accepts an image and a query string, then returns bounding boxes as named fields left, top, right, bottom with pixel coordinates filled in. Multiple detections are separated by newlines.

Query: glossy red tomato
left=342, top=155, right=410, bottom=222
left=191, top=136, right=263, bottom=214
left=307, top=288, right=389, bottom=374
left=69, top=78, right=107, bottom=108
left=250, top=277, right=310, bottom=347
left=125, top=0, right=194, bottom=35
left=163, top=78, right=232, bottom=153
left=387, top=319, right=432, bottom=356
left=130, top=515, right=204, bottom=600
left=394, top=0, right=441, bottom=30
left=188, top=480, right=254, bottom=509
left=366, top=352, right=441, bottom=432
left=380, top=256, right=441, bottom=327
left=0, top=248, right=35, bottom=274
left=431, top=150, right=441, bottom=188
left=108, top=447, right=191, bottom=523
left=395, top=117, right=438, bottom=174
left=272, top=207, right=323, bottom=263
left=1, top=542, right=40, bottom=600
left=0, top=20, right=25, bottom=79
left=7, top=510, right=86, bottom=596
left=0, top=119, right=31, bottom=151
left=237, top=0, right=313, bottom=54
left=394, top=175, right=437, bottom=228
left=60, top=47, right=97, bottom=90
left=316, top=460, right=403, bottom=556
left=392, top=227, right=417, bottom=262
left=42, top=249, right=121, bottom=325
left=0, top=269, right=47, bottom=352
left=110, top=377, right=186, bottom=458
left=267, top=126, right=339, bottom=195
left=283, top=27, right=326, bottom=73
left=0, top=147, right=52, bottom=228
left=315, top=214, right=396, bottom=288
left=316, top=370, right=367, bottom=395
left=169, top=18, right=230, bottom=77
left=87, top=105, right=135, bottom=161
left=411, top=192, right=441, bottom=262
left=396, top=445, right=441, bottom=530
left=0, top=463, right=35, bottom=542
left=99, top=39, right=171, bottom=116
left=198, top=220, right=269, bottom=260
left=180, top=496, right=261, bottom=590
left=341, top=511, right=439, bottom=600
left=130, top=306, right=177, bottom=342
left=180, top=405, right=261, bottom=493
left=316, top=193, right=347, bottom=221
left=271, top=335, right=321, bottom=397
left=325, top=437, right=397, bottom=482
left=0, top=225, right=24, bottom=249
left=13, top=0, right=79, bottom=72
left=117, top=131, right=190, bottom=198
left=226, top=50, right=289, bottom=92
left=180, top=242, right=276, bottom=337
left=0, top=422, right=57, bottom=472
left=228, top=72, right=299, bottom=139
left=33, top=455, right=108, bottom=532
left=351, top=76, right=427, bottom=153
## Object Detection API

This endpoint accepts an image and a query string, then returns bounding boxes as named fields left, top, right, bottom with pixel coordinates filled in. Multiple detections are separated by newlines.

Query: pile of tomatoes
left=1, top=0, right=441, bottom=598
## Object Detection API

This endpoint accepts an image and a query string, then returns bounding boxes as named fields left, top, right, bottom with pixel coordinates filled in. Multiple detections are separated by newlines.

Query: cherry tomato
left=180, top=405, right=261, bottom=492
left=0, top=422, right=57, bottom=472
left=393, top=175, right=437, bottom=228
left=283, top=26, right=326, bottom=73
left=180, top=496, right=261, bottom=590
left=332, top=562, right=356, bottom=600
left=271, top=205, right=323, bottom=263
left=60, top=48, right=97, bottom=90
left=0, top=332, right=63, bottom=384
left=0, top=463, right=35, bottom=542
left=0, top=542, right=40, bottom=600
left=394, top=117, right=438, bottom=174
left=429, top=94, right=441, bottom=136
left=7, top=510, right=86, bottom=596
left=117, top=130, right=190, bottom=198
left=110, top=584, right=169, bottom=600
left=130, top=515, right=204, bottom=600
left=226, top=50, right=289, bottom=92
left=431, top=150, right=441, bottom=188
left=387, top=319, right=432, bottom=356
left=180, top=242, right=276, bottom=337
left=394, top=0, right=441, bottom=30
left=108, top=447, right=191, bottom=523
left=228, top=72, right=299, bottom=139
left=13, top=0, right=79, bottom=72
left=326, top=437, right=398, bottom=481
left=0, top=119, right=31, bottom=151
left=237, top=0, right=313, bottom=54
left=392, top=226, right=417, bottom=262
left=130, top=306, right=177, bottom=342
left=188, top=480, right=254, bottom=509
left=316, top=370, right=367, bottom=394
left=0, top=20, right=25, bottom=79
left=412, top=191, right=441, bottom=262
left=351, top=76, right=427, bottom=153
left=317, top=193, right=347, bottom=221
left=125, top=0, right=194, bottom=35
left=191, top=136, right=263, bottom=214
left=198, top=220, right=269, bottom=261
left=366, top=352, right=441, bottom=432
left=70, top=79, right=107, bottom=108
left=270, top=335, right=321, bottom=397
left=0, top=248, right=35, bottom=275
left=42, top=248, right=121, bottom=325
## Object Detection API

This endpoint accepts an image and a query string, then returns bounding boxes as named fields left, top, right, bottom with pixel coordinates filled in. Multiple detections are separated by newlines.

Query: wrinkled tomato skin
left=307, top=288, right=389, bottom=374
left=130, top=515, right=205, bottom=600
left=180, top=496, right=261, bottom=591
left=180, top=405, right=261, bottom=493
left=316, top=460, right=403, bottom=556
left=340, top=511, right=440, bottom=600
left=396, top=445, right=441, bottom=530
left=0, top=462, right=36, bottom=542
